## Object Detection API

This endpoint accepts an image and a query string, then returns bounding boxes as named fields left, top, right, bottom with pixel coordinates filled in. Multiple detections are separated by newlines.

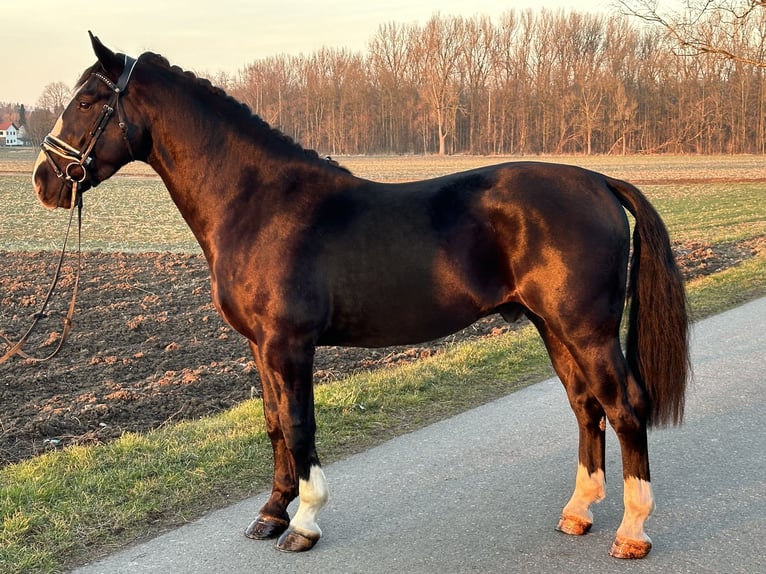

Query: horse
left=33, top=33, right=689, bottom=559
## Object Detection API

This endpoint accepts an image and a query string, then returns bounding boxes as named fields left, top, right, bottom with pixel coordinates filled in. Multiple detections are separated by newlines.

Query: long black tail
left=606, top=176, right=690, bottom=427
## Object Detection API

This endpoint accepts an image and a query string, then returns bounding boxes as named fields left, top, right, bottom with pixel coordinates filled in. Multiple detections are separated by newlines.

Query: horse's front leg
left=244, top=338, right=329, bottom=552
left=244, top=342, right=295, bottom=541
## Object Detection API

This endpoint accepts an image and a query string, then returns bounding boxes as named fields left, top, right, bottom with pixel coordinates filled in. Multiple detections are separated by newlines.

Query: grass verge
left=686, top=252, right=766, bottom=320
left=2, top=249, right=766, bottom=573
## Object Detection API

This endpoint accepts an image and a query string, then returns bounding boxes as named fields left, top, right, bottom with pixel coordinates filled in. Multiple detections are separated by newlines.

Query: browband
left=95, top=54, right=138, bottom=94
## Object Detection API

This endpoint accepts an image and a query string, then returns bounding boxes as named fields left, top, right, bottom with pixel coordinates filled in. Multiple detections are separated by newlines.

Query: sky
left=4, top=0, right=610, bottom=107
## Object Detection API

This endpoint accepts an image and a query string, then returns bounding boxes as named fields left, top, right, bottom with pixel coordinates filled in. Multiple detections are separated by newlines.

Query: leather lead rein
left=0, top=184, right=82, bottom=365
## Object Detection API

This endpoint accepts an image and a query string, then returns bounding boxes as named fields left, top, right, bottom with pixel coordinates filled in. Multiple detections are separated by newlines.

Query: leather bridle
left=40, top=54, right=138, bottom=190
left=0, top=55, right=137, bottom=366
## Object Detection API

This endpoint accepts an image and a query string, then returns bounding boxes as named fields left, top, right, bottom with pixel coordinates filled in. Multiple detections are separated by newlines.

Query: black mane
left=140, top=52, right=350, bottom=173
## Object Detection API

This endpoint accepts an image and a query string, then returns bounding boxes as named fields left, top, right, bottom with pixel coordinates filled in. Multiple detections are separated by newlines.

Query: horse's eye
left=78, top=101, right=93, bottom=111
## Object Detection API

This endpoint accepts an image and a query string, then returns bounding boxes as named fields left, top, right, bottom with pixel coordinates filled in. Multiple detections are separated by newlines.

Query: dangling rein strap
left=0, top=183, right=82, bottom=365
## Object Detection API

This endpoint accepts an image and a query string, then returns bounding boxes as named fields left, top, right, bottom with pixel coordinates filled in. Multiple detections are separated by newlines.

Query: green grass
left=0, top=175, right=197, bottom=253
left=646, top=182, right=766, bottom=244
left=686, top=253, right=766, bottom=319
left=1, top=156, right=765, bottom=572
left=3, top=161, right=765, bottom=253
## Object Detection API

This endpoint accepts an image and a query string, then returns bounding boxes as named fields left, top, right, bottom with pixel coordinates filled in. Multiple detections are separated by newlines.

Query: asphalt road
left=73, top=297, right=766, bottom=574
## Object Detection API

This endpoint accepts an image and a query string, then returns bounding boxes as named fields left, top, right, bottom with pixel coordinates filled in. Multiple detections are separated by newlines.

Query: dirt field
left=0, top=236, right=761, bottom=466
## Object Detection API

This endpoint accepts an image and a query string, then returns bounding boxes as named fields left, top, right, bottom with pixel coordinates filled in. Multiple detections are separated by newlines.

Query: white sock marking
left=617, top=476, right=654, bottom=543
left=562, top=463, right=606, bottom=523
left=289, top=465, right=329, bottom=538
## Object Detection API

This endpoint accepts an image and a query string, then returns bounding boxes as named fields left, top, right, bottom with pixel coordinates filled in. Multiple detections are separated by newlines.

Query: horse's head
left=33, top=33, right=146, bottom=209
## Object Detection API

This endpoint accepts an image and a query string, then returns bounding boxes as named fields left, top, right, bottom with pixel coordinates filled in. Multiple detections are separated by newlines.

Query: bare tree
left=368, top=21, right=420, bottom=153
left=460, top=16, right=496, bottom=153
left=619, top=0, right=766, bottom=67
left=227, top=8, right=765, bottom=155
left=418, top=15, right=467, bottom=155
left=36, top=82, right=71, bottom=115
left=566, top=12, right=608, bottom=155
left=26, top=108, right=56, bottom=145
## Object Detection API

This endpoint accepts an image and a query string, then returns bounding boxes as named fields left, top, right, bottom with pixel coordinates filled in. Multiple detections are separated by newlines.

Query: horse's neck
left=146, top=121, right=241, bottom=261
left=142, top=99, right=348, bottom=264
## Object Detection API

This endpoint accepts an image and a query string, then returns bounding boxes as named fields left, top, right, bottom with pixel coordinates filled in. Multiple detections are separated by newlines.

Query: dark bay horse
left=33, top=34, right=689, bottom=559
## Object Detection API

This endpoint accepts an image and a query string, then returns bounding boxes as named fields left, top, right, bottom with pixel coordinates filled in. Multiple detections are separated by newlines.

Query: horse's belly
left=318, top=297, right=483, bottom=348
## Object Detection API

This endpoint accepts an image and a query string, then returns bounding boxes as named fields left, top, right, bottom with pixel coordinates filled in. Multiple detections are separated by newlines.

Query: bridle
left=0, top=54, right=137, bottom=366
left=40, top=54, right=138, bottom=190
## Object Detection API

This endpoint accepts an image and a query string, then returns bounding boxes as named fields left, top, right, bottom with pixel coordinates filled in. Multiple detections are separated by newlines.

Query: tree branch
left=618, top=0, right=766, bottom=67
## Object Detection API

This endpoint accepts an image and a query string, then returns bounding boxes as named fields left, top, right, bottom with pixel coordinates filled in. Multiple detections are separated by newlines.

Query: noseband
left=40, top=54, right=137, bottom=192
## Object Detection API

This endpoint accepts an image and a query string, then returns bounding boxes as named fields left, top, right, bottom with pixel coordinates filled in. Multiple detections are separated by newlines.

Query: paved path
left=74, top=298, right=766, bottom=574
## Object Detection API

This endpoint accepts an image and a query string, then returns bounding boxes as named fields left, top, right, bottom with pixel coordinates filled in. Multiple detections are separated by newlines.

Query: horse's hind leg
left=533, top=321, right=606, bottom=536
left=558, top=397, right=607, bottom=536
left=605, top=365, right=655, bottom=559
left=563, top=334, right=654, bottom=559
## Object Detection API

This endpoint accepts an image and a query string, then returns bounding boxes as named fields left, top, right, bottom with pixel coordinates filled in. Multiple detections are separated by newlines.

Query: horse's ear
left=88, top=31, right=121, bottom=76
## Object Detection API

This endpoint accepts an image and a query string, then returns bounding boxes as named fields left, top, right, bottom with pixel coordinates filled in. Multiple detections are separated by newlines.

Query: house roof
left=0, top=121, right=19, bottom=130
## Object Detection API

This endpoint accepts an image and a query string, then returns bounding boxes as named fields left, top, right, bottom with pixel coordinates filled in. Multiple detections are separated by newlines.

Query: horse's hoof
left=556, top=513, right=592, bottom=536
left=244, top=514, right=289, bottom=540
left=609, top=536, right=652, bottom=559
left=276, top=527, right=320, bottom=552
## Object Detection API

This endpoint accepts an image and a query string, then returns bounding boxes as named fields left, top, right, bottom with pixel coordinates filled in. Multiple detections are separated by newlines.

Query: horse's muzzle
left=32, top=153, right=82, bottom=209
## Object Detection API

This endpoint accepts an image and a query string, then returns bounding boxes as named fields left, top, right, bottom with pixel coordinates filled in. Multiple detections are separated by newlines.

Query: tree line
left=5, top=8, right=766, bottom=156
left=228, top=9, right=766, bottom=156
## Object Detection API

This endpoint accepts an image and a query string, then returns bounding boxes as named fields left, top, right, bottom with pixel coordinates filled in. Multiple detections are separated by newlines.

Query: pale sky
left=5, top=0, right=610, bottom=107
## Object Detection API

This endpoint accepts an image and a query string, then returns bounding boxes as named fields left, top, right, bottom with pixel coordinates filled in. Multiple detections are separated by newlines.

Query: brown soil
left=1, top=237, right=764, bottom=465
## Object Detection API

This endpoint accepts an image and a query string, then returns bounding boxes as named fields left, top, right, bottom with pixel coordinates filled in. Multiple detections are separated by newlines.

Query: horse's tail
left=606, top=176, right=690, bottom=427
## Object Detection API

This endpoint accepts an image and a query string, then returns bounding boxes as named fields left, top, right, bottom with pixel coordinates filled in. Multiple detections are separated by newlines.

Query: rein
left=0, top=55, right=137, bottom=366
left=0, top=184, right=82, bottom=365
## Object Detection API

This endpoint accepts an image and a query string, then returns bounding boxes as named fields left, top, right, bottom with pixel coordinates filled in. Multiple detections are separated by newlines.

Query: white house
left=0, top=121, right=21, bottom=146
